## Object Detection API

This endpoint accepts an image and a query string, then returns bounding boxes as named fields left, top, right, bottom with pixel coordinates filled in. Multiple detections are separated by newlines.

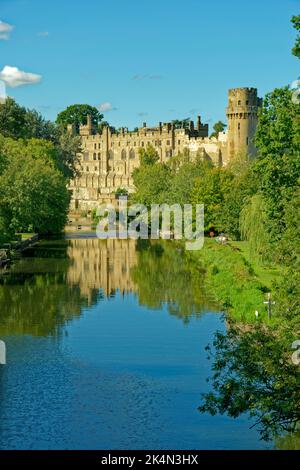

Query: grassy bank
left=186, top=238, right=283, bottom=322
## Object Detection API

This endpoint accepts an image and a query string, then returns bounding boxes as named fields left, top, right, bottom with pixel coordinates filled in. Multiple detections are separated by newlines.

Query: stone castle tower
left=226, top=88, right=262, bottom=160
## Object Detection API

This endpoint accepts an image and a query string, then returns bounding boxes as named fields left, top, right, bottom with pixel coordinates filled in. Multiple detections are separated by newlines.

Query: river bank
left=186, top=238, right=283, bottom=323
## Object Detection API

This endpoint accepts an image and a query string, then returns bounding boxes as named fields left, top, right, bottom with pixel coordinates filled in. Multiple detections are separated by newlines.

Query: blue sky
left=0, top=0, right=299, bottom=129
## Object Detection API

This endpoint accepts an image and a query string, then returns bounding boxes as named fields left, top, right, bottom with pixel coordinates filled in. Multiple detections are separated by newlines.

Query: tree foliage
left=210, top=120, right=227, bottom=138
left=56, top=104, right=103, bottom=130
left=291, top=15, right=300, bottom=59
left=0, top=140, right=70, bottom=234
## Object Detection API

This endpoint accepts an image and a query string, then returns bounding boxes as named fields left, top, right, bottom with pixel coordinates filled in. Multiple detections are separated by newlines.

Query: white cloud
left=0, top=20, right=14, bottom=40
left=0, top=65, right=42, bottom=88
left=37, top=31, right=49, bottom=37
left=98, top=101, right=117, bottom=112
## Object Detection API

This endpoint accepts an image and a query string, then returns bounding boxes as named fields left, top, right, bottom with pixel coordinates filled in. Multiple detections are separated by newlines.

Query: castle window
left=108, top=150, right=114, bottom=160
left=238, top=100, right=241, bottom=105
left=94, top=143, right=97, bottom=149
left=86, top=166, right=89, bottom=172
left=141, top=142, right=144, bottom=147
left=93, top=153, right=97, bottom=160
left=98, top=153, right=101, bottom=160
left=121, top=149, right=127, bottom=160
left=246, top=100, right=249, bottom=105
left=98, top=143, right=101, bottom=149
left=238, top=123, right=241, bottom=131
left=129, top=149, right=135, bottom=159
left=178, top=140, right=181, bottom=145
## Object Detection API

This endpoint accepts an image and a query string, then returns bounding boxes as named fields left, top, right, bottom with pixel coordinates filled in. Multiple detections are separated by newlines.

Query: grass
left=186, top=238, right=283, bottom=323
left=228, top=240, right=283, bottom=289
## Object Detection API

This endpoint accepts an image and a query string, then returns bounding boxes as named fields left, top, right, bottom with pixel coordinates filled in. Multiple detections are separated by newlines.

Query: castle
left=69, top=87, right=262, bottom=210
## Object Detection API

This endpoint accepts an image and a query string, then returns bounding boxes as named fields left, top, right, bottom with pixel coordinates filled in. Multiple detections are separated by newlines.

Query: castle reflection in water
left=66, top=238, right=138, bottom=303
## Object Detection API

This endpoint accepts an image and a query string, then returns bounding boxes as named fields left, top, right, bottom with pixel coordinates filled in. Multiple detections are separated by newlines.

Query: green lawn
left=228, top=240, right=283, bottom=289
left=186, top=238, right=283, bottom=323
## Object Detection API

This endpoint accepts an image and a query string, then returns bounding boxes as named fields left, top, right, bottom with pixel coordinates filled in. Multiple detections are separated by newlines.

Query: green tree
left=254, top=87, right=300, bottom=237
left=138, top=144, right=159, bottom=166
left=199, top=322, right=300, bottom=442
left=171, top=118, right=191, bottom=130
left=210, top=120, right=227, bottom=138
left=0, top=97, right=27, bottom=139
left=56, top=104, right=103, bottom=130
left=133, top=163, right=172, bottom=206
left=292, top=15, right=300, bottom=58
left=0, top=141, right=70, bottom=234
left=191, top=167, right=233, bottom=230
left=167, top=160, right=212, bottom=206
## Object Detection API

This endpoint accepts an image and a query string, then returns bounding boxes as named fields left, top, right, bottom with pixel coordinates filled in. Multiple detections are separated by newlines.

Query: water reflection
left=0, top=238, right=218, bottom=337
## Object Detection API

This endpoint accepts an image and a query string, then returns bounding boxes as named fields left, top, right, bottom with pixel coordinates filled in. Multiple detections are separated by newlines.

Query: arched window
left=108, top=150, right=114, bottom=160
left=129, top=149, right=135, bottom=159
left=93, top=153, right=97, bottom=160
left=98, top=153, right=101, bottom=160
left=238, top=123, right=241, bottom=131
left=121, top=149, right=127, bottom=160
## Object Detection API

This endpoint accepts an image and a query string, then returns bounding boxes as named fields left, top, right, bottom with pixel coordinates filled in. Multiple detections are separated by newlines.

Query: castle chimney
left=189, top=120, right=194, bottom=132
left=197, top=116, right=201, bottom=131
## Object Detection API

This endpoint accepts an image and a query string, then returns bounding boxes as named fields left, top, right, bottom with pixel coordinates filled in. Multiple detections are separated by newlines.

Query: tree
left=239, top=194, right=271, bottom=261
left=0, top=139, right=70, bottom=234
left=132, top=163, right=172, bottom=206
left=138, top=144, right=159, bottom=166
left=0, top=97, right=27, bottom=139
left=171, top=118, right=191, bottom=130
left=254, top=87, right=300, bottom=238
left=199, top=322, right=300, bottom=442
left=56, top=104, right=103, bottom=130
left=191, top=167, right=233, bottom=230
left=210, top=121, right=227, bottom=138
left=167, top=160, right=212, bottom=206
left=291, top=15, right=300, bottom=59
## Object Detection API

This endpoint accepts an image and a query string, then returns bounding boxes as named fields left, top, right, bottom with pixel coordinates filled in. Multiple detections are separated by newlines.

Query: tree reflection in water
left=0, top=238, right=218, bottom=337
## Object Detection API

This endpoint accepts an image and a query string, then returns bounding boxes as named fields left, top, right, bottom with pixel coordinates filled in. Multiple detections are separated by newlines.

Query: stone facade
left=69, top=87, right=261, bottom=211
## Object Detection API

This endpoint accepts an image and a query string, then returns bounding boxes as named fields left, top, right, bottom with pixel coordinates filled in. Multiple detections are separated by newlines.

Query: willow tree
left=239, top=194, right=271, bottom=261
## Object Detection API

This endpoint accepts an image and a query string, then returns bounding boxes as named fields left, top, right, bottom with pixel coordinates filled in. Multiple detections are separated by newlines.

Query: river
left=0, top=235, right=270, bottom=449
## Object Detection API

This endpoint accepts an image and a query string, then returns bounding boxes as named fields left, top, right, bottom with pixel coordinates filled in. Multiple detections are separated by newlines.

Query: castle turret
left=79, top=114, right=93, bottom=136
left=226, top=87, right=262, bottom=160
